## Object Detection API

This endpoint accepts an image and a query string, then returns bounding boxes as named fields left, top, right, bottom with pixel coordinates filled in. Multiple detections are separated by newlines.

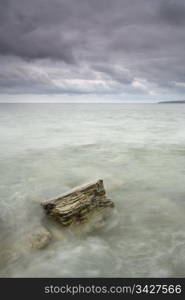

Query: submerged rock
left=41, top=180, right=114, bottom=228
left=30, top=226, right=52, bottom=249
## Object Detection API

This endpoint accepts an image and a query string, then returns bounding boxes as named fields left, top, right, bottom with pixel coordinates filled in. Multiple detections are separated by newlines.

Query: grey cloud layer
left=0, top=0, right=185, bottom=100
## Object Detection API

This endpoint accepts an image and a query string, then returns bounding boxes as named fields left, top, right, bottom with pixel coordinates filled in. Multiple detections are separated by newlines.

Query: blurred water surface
left=0, top=103, right=185, bottom=277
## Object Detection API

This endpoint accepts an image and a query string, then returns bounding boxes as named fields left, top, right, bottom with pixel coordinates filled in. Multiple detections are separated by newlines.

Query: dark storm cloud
left=159, top=0, right=185, bottom=26
left=0, top=0, right=185, bottom=100
left=0, top=0, right=77, bottom=62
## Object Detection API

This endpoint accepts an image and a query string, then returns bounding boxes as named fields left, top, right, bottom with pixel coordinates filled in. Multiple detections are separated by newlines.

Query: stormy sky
left=0, top=0, right=185, bottom=102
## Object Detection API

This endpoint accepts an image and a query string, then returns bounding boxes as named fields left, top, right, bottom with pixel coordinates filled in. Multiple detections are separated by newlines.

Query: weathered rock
left=30, top=226, right=52, bottom=249
left=41, top=179, right=114, bottom=227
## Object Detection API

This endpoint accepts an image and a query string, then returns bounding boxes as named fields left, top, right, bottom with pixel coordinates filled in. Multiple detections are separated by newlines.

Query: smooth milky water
left=0, top=103, right=185, bottom=277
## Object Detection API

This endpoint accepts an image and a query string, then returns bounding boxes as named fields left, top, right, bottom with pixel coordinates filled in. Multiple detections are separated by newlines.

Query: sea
left=0, top=103, right=185, bottom=277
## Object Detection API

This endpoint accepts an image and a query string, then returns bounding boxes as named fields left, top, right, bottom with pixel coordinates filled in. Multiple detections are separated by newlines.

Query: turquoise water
left=0, top=103, right=185, bottom=277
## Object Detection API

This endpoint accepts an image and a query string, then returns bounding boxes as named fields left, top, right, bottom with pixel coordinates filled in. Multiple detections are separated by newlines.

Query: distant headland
left=158, top=100, right=185, bottom=104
